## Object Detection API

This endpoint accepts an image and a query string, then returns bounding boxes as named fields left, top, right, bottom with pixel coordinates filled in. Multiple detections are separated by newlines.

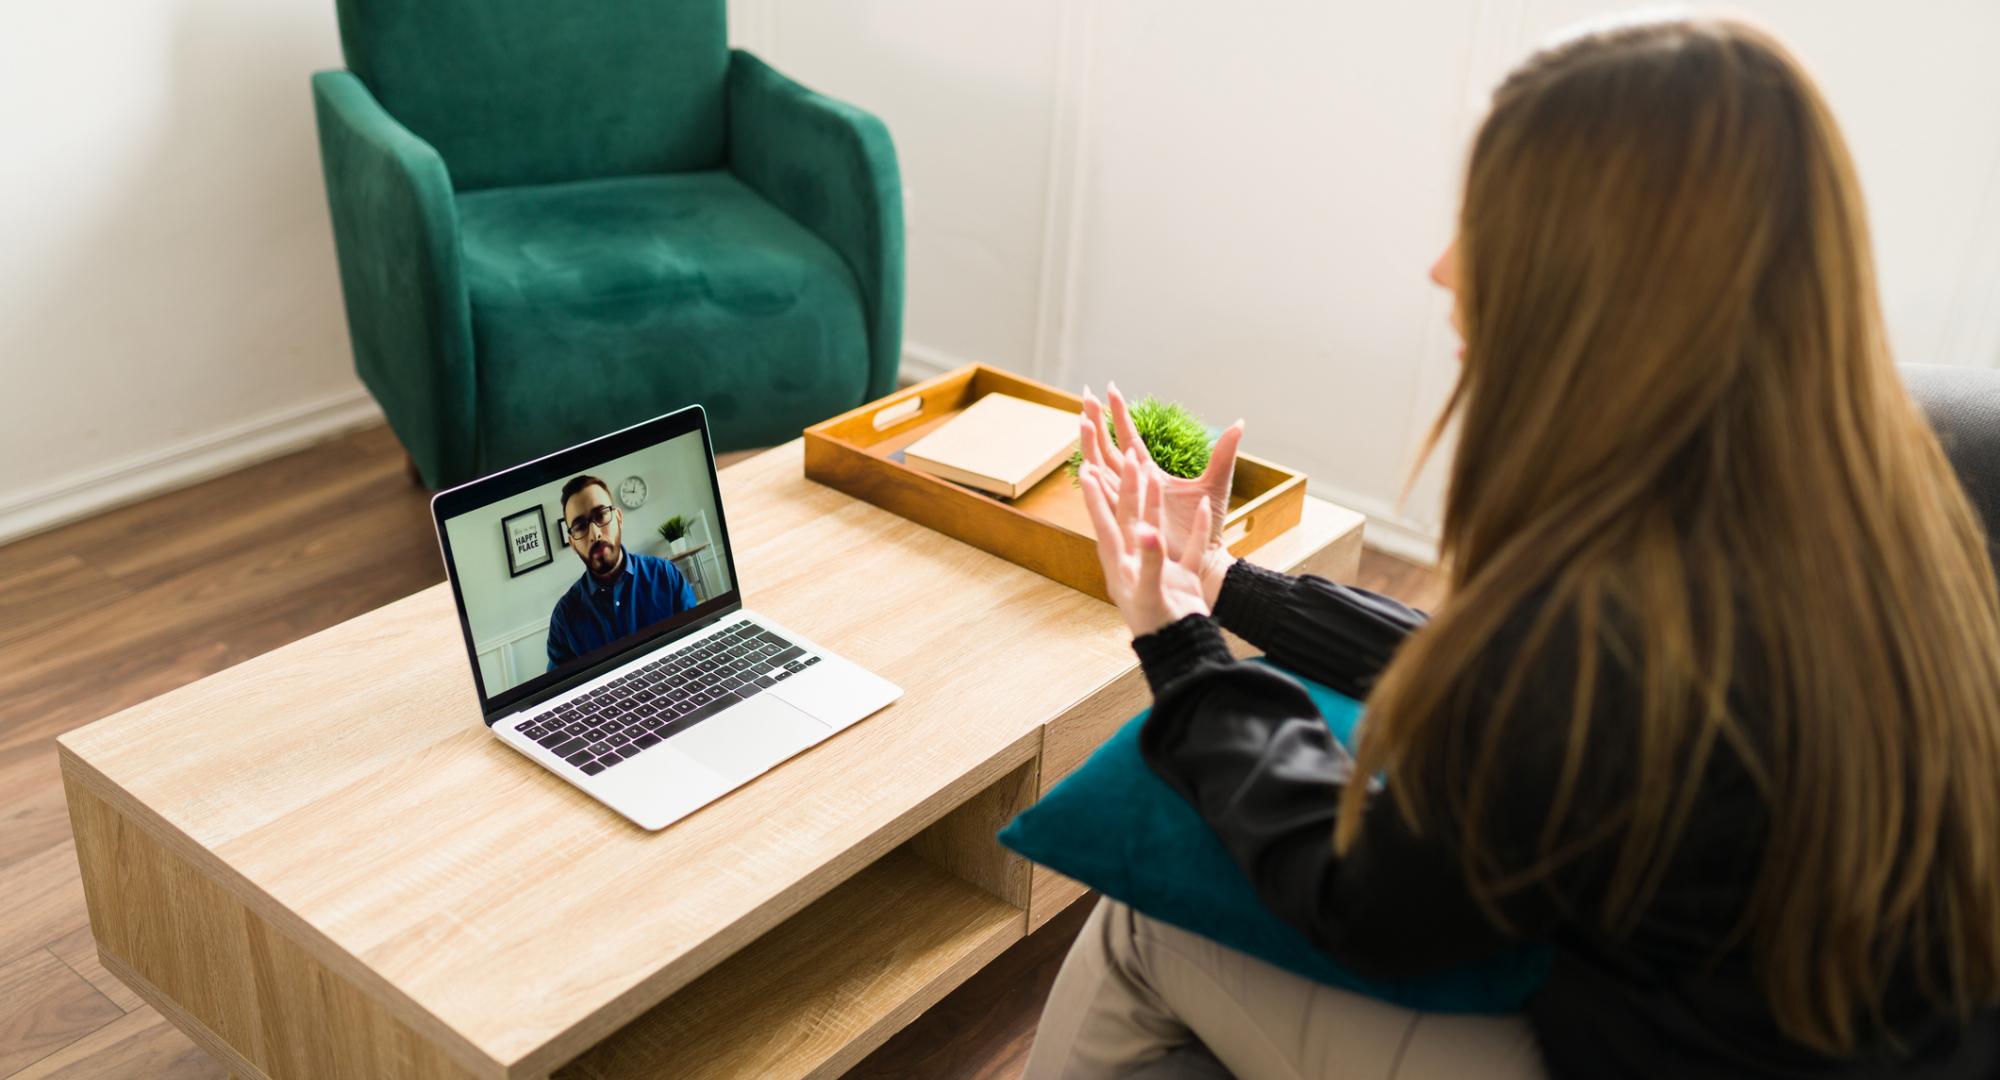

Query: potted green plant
left=1066, top=394, right=1213, bottom=482
left=657, top=514, right=691, bottom=555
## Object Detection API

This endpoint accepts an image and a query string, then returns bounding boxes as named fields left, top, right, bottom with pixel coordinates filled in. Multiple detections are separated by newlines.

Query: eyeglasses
left=565, top=504, right=617, bottom=542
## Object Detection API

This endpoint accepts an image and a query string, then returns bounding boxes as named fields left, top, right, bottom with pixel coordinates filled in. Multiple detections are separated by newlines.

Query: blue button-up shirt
left=546, top=550, right=698, bottom=670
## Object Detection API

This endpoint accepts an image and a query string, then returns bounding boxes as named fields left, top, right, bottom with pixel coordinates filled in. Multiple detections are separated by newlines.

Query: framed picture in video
left=502, top=505, right=554, bottom=577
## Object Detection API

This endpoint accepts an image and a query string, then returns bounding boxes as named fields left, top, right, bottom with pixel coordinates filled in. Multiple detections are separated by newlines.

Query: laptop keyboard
left=513, top=620, right=821, bottom=776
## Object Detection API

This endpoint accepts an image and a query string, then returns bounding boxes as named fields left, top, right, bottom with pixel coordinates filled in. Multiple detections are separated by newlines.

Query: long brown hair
left=1338, top=15, right=2000, bottom=1055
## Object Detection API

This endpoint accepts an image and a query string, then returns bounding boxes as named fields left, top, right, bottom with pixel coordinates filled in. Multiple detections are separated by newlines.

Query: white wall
left=0, top=0, right=374, bottom=544
left=742, top=0, right=2000, bottom=560
left=3, top=2, right=1992, bottom=560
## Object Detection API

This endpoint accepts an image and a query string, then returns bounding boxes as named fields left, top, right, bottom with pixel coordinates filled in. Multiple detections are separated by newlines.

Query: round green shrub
left=1066, top=395, right=1212, bottom=482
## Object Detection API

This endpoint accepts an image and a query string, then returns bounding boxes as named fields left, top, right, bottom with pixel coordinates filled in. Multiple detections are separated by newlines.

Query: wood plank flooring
left=0, top=421, right=1437, bottom=1079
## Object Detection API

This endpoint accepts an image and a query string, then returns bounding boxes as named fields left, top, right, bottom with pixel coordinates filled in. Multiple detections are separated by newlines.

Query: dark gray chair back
left=1904, top=363, right=2000, bottom=566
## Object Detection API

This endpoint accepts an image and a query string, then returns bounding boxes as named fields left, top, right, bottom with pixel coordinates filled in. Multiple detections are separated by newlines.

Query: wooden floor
left=0, top=422, right=1438, bottom=1080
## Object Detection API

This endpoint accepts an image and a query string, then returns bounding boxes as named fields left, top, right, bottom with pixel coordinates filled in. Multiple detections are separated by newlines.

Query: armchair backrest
left=1904, top=363, right=2000, bottom=569
left=335, top=0, right=727, bottom=192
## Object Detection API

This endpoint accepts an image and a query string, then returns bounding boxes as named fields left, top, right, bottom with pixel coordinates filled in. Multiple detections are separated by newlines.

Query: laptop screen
left=433, top=411, right=740, bottom=717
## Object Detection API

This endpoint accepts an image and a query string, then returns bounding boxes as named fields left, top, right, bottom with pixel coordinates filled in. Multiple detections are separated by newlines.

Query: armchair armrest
left=726, top=51, right=905, bottom=400
left=312, top=70, right=477, bottom=487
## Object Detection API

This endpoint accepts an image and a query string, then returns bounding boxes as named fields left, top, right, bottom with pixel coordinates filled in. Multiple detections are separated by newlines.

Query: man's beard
left=587, top=541, right=621, bottom=577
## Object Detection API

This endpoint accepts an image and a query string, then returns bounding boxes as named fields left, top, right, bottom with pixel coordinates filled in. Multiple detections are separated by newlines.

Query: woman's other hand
left=1078, top=383, right=1242, bottom=606
left=1078, top=443, right=1214, bottom=638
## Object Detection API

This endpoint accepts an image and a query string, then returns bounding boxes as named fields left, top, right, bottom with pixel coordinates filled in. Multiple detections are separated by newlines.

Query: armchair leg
left=404, top=452, right=427, bottom=490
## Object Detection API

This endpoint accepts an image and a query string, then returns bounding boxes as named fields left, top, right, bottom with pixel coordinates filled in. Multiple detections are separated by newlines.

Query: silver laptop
left=430, top=405, right=902, bottom=830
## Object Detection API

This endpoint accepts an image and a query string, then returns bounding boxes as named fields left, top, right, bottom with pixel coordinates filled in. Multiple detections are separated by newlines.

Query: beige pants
left=1024, top=898, right=1548, bottom=1080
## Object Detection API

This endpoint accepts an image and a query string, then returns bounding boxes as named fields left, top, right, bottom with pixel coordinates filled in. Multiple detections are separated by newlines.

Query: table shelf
left=555, top=848, right=1025, bottom=1080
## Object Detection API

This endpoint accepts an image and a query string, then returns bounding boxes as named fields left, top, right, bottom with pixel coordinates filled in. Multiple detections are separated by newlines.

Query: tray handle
left=1222, top=511, right=1253, bottom=549
left=872, top=395, right=925, bottom=431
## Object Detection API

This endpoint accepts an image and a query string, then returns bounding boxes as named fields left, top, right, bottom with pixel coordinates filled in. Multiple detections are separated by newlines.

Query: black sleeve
left=1209, top=559, right=1430, bottom=700
left=1134, top=610, right=1611, bottom=981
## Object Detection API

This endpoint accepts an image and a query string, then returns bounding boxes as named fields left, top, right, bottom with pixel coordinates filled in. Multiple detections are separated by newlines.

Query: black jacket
left=1133, top=558, right=1999, bottom=1079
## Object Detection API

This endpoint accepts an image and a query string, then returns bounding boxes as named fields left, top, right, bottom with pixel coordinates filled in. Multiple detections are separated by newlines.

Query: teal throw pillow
left=998, top=657, right=1552, bottom=1013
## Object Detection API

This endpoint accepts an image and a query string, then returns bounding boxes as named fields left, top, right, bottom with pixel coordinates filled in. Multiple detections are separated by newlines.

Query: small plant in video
left=657, top=515, right=690, bottom=543
left=1066, top=395, right=1213, bottom=482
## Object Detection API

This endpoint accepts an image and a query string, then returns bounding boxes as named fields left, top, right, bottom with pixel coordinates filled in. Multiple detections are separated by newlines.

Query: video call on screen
left=444, top=432, right=730, bottom=700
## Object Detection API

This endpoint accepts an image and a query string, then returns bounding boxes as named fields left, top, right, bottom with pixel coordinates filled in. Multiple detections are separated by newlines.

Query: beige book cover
left=902, top=393, right=1082, bottom=499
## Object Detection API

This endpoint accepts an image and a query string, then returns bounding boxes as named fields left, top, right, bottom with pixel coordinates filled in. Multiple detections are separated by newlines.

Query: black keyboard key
left=608, top=734, right=630, bottom=747
left=534, top=730, right=568, bottom=749
left=753, top=675, right=776, bottom=689
left=633, top=732, right=661, bottom=750
left=660, top=691, right=739, bottom=737
left=770, top=645, right=806, bottom=666
left=580, top=761, right=605, bottom=775
left=552, top=737, right=587, bottom=757
left=564, top=748, right=593, bottom=766
left=804, top=655, right=821, bottom=665
left=587, top=741, right=611, bottom=755
left=641, top=717, right=664, bottom=730
left=773, top=670, right=792, bottom=681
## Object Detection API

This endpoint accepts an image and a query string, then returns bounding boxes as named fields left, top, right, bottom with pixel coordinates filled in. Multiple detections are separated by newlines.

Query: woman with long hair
left=1025, top=14, right=2000, bottom=1079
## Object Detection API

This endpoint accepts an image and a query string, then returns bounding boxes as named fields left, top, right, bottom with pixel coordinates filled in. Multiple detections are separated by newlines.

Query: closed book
left=902, top=393, right=1081, bottom=499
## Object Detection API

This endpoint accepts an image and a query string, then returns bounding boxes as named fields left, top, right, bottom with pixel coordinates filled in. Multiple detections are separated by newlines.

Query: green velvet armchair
left=312, top=0, right=903, bottom=489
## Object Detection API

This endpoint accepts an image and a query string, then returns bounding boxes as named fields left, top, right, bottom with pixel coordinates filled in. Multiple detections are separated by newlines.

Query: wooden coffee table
left=57, top=439, right=1364, bottom=1080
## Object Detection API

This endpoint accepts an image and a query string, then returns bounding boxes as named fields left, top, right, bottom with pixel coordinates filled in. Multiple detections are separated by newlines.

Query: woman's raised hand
left=1078, top=383, right=1243, bottom=607
left=1078, top=443, right=1214, bottom=637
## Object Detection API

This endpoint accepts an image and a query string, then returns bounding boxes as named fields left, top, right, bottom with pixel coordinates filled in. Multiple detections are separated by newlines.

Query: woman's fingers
left=1180, top=496, right=1211, bottom=573
left=1106, top=381, right=1155, bottom=466
left=1205, top=421, right=1244, bottom=484
left=1115, top=449, right=1144, bottom=550
left=1079, top=389, right=1108, bottom=471
left=1078, top=470, right=1126, bottom=580
left=1080, top=392, right=1125, bottom=499
left=1140, top=448, right=1165, bottom=544
left=1134, top=521, right=1164, bottom=604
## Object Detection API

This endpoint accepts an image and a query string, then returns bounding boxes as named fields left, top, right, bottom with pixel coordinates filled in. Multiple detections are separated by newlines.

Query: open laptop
left=430, top=405, right=902, bottom=830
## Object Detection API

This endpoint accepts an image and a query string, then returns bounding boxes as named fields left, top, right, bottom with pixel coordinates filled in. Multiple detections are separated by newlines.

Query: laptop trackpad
left=672, top=693, right=832, bottom=778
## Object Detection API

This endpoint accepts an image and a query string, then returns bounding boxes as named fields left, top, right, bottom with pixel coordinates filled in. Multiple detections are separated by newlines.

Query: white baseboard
left=0, top=387, right=386, bottom=548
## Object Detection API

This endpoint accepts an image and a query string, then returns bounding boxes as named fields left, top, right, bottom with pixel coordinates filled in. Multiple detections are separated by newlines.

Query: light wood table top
left=58, top=438, right=1365, bottom=1080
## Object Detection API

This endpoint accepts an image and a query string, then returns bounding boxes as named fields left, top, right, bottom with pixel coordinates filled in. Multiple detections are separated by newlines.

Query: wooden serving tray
left=803, top=363, right=1307, bottom=602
